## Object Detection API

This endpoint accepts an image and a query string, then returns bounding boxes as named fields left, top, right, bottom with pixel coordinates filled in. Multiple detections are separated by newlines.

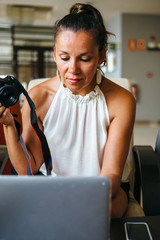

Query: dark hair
left=53, top=3, right=112, bottom=52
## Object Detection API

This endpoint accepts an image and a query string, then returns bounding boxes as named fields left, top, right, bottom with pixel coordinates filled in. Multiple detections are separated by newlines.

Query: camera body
left=0, top=75, right=25, bottom=108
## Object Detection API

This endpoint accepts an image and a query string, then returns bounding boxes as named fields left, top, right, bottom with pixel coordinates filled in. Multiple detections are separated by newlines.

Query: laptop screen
left=0, top=176, right=111, bottom=240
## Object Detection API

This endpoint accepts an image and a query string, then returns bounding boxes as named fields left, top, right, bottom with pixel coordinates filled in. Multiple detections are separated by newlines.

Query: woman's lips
left=68, top=78, right=82, bottom=84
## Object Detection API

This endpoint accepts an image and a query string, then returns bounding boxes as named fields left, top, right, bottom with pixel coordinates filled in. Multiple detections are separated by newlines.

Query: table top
left=111, top=216, right=160, bottom=240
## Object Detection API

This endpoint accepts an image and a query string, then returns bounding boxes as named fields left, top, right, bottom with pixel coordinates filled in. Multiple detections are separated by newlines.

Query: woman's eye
left=60, top=56, right=91, bottom=62
left=61, top=57, right=69, bottom=61
left=81, top=58, right=91, bottom=62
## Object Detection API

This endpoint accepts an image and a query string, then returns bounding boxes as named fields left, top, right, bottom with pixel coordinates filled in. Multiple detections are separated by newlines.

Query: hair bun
left=69, top=3, right=82, bottom=14
left=69, top=3, right=95, bottom=16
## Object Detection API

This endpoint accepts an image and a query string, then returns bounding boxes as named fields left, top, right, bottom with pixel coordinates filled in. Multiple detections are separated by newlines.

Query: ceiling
left=0, top=0, right=160, bottom=24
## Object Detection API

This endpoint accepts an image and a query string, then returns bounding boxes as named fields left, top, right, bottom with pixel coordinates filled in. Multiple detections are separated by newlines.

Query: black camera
left=0, top=75, right=25, bottom=108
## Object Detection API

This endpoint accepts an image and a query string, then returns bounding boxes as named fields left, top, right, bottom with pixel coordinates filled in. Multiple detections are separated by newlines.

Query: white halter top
left=40, top=73, right=131, bottom=182
left=40, top=73, right=110, bottom=176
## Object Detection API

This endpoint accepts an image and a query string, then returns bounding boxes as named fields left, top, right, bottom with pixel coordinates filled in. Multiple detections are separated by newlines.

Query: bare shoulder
left=28, top=77, right=59, bottom=100
left=23, top=76, right=60, bottom=122
left=101, top=77, right=136, bottom=121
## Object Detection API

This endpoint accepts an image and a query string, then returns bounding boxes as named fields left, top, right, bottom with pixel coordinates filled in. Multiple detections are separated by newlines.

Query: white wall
left=107, top=13, right=160, bottom=122
left=122, top=14, right=160, bottom=121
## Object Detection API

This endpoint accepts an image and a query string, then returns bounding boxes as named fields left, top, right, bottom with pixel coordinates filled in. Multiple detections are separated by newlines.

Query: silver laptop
left=0, top=176, right=111, bottom=240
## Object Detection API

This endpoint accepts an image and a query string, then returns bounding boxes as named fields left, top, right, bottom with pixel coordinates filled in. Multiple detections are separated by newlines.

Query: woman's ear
left=98, top=48, right=106, bottom=65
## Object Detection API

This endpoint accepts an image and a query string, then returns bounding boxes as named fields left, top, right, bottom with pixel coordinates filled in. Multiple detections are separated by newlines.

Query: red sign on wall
left=137, top=39, right=146, bottom=51
left=128, top=39, right=137, bottom=51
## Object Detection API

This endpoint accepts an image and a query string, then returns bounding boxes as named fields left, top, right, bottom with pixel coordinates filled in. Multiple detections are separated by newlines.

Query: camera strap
left=19, top=90, right=52, bottom=176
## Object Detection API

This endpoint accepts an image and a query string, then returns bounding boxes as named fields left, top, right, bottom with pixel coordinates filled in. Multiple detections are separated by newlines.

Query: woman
left=0, top=3, right=136, bottom=218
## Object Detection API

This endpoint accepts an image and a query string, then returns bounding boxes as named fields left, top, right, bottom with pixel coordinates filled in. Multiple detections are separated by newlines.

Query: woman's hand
left=0, top=104, right=14, bottom=126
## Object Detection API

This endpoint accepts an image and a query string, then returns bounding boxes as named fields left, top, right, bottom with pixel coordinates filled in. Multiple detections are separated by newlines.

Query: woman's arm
left=0, top=104, right=30, bottom=174
left=1, top=97, right=43, bottom=175
left=100, top=85, right=136, bottom=198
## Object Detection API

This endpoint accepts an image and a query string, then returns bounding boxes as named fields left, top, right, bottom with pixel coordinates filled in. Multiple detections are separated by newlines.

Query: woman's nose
left=69, top=59, right=80, bottom=73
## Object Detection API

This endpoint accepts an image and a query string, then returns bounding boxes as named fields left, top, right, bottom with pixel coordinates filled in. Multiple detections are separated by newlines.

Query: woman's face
left=54, top=29, right=105, bottom=95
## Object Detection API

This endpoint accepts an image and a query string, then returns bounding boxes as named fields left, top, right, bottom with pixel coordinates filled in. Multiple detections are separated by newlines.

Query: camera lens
left=4, top=92, right=12, bottom=100
left=0, top=86, right=19, bottom=108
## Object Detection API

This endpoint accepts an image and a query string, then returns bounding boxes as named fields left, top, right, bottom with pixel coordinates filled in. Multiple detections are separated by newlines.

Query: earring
left=96, top=69, right=102, bottom=85
left=56, top=69, right=61, bottom=82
